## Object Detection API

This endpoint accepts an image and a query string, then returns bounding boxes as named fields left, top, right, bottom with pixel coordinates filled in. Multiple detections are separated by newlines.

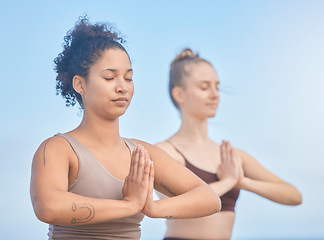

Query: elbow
left=283, top=188, right=303, bottom=206
left=33, top=202, right=56, bottom=224
left=208, top=193, right=221, bottom=215
left=214, top=195, right=222, bottom=213
left=290, top=191, right=303, bottom=206
left=206, top=185, right=222, bottom=213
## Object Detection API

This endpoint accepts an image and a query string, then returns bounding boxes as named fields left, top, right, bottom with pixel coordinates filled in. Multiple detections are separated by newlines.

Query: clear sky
left=0, top=0, right=323, bottom=239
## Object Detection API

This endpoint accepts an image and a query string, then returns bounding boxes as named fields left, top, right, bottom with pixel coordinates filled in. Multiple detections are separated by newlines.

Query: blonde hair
left=169, top=48, right=212, bottom=109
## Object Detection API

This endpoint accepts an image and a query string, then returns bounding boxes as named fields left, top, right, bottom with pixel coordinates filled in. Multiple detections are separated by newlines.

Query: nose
left=209, top=86, right=219, bottom=99
left=115, top=78, right=128, bottom=94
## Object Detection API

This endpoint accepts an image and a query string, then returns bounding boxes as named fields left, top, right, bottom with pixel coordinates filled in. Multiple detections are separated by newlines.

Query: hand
left=217, top=141, right=241, bottom=186
left=122, top=145, right=151, bottom=212
left=234, top=151, right=245, bottom=189
left=141, top=150, right=156, bottom=217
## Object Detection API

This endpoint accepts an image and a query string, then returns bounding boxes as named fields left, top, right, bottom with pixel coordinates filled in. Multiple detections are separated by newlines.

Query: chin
left=115, top=109, right=128, bottom=117
left=206, top=110, right=217, bottom=118
left=105, top=109, right=128, bottom=120
left=207, top=113, right=216, bottom=118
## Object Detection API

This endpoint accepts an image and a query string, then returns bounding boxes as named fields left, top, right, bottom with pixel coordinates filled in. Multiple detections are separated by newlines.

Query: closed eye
left=104, top=77, right=114, bottom=81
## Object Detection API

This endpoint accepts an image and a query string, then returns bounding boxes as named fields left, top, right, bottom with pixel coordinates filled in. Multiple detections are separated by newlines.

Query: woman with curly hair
left=156, top=49, right=302, bottom=240
left=30, top=18, right=221, bottom=239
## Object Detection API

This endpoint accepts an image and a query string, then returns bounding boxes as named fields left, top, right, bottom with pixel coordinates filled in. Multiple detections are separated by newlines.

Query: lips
left=206, top=103, right=218, bottom=108
left=112, top=97, right=128, bottom=102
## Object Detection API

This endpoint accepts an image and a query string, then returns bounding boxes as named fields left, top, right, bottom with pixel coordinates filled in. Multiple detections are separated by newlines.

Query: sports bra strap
left=166, top=140, right=188, bottom=160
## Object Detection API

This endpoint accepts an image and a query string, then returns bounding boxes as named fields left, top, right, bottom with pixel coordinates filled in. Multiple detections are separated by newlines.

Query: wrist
left=123, top=199, right=142, bottom=215
left=143, top=201, right=160, bottom=218
left=237, top=177, right=250, bottom=190
left=221, top=178, right=237, bottom=188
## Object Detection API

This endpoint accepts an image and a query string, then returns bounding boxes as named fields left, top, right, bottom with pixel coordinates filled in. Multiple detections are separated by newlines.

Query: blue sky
left=0, top=0, right=323, bottom=239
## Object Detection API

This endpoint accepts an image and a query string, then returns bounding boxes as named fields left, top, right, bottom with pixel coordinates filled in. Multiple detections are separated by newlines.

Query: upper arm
left=236, top=149, right=284, bottom=183
left=30, top=136, right=73, bottom=208
left=133, top=140, right=205, bottom=197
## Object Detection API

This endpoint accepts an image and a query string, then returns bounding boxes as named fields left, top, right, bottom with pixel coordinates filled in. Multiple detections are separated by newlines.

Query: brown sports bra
left=168, top=141, right=240, bottom=212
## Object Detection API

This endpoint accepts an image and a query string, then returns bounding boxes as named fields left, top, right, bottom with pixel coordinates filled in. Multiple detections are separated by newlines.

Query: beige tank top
left=48, top=133, right=144, bottom=240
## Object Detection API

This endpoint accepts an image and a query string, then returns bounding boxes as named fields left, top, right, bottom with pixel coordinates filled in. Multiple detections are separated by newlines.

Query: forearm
left=148, top=184, right=221, bottom=219
left=209, top=178, right=237, bottom=197
left=33, top=190, right=138, bottom=225
left=240, top=178, right=302, bottom=205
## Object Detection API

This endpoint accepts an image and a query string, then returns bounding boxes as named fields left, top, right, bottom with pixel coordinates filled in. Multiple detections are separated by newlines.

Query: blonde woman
left=156, top=49, right=302, bottom=240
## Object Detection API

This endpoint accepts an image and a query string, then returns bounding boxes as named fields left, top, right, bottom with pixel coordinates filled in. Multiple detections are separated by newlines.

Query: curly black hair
left=54, top=16, right=127, bottom=108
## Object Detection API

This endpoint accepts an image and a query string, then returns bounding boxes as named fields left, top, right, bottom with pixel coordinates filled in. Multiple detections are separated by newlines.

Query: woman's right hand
left=217, top=140, right=242, bottom=185
left=122, top=145, right=151, bottom=212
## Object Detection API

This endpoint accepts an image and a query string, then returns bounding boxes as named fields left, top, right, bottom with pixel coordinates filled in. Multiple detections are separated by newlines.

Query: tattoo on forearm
left=71, top=202, right=95, bottom=224
left=165, top=215, right=173, bottom=219
left=160, top=182, right=176, bottom=197
left=43, top=138, right=51, bottom=166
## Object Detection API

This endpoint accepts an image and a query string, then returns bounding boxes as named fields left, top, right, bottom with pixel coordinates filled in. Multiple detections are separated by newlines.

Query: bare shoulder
left=156, top=140, right=185, bottom=165
left=32, top=135, right=74, bottom=168
left=31, top=135, right=78, bottom=195
left=234, top=148, right=257, bottom=164
left=156, top=141, right=175, bottom=154
left=130, top=139, right=185, bottom=165
left=130, top=139, right=166, bottom=156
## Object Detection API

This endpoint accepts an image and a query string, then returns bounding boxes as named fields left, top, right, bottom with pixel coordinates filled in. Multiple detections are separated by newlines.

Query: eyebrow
left=101, top=68, right=133, bottom=73
left=199, top=80, right=220, bottom=84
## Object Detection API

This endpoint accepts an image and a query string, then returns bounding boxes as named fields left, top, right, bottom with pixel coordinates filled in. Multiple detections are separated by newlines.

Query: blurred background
left=0, top=0, right=323, bottom=239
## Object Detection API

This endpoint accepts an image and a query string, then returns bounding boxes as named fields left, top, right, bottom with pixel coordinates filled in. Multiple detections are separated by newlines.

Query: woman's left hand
left=141, top=150, right=156, bottom=217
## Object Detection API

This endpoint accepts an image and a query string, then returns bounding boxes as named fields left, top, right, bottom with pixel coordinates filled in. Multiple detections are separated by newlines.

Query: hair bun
left=174, top=48, right=199, bottom=62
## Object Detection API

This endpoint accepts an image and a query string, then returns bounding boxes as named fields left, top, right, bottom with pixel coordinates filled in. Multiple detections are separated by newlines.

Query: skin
left=156, top=62, right=303, bottom=240
left=30, top=49, right=221, bottom=227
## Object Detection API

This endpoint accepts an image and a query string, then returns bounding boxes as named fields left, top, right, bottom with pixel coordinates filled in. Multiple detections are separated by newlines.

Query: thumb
left=147, top=160, right=154, bottom=201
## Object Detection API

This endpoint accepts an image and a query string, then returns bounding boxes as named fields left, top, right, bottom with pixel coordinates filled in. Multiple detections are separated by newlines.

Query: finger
left=233, top=151, right=243, bottom=176
left=146, top=150, right=151, bottom=162
left=220, top=140, right=226, bottom=163
left=130, top=145, right=140, bottom=180
left=149, top=160, right=155, bottom=190
left=142, top=151, right=151, bottom=183
left=227, top=141, right=233, bottom=161
left=147, top=161, right=154, bottom=202
left=232, top=149, right=238, bottom=162
left=122, top=175, right=129, bottom=196
left=224, top=140, right=230, bottom=163
left=234, top=151, right=242, bottom=169
left=136, top=146, right=145, bottom=181
left=227, top=142, right=234, bottom=163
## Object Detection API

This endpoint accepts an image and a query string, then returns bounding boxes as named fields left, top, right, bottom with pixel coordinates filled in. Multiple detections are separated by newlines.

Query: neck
left=76, top=111, right=121, bottom=145
left=174, top=112, right=209, bottom=144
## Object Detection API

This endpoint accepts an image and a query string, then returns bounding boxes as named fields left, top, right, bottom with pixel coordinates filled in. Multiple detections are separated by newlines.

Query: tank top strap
left=54, top=133, right=84, bottom=160
left=123, top=138, right=137, bottom=154
left=166, top=140, right=189, bottom=161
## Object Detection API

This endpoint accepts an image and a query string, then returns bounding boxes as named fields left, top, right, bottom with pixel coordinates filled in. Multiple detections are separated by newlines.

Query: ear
left=72, top=75, right=85, bottom=95
left=172, top=86, right=185, bottom=105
